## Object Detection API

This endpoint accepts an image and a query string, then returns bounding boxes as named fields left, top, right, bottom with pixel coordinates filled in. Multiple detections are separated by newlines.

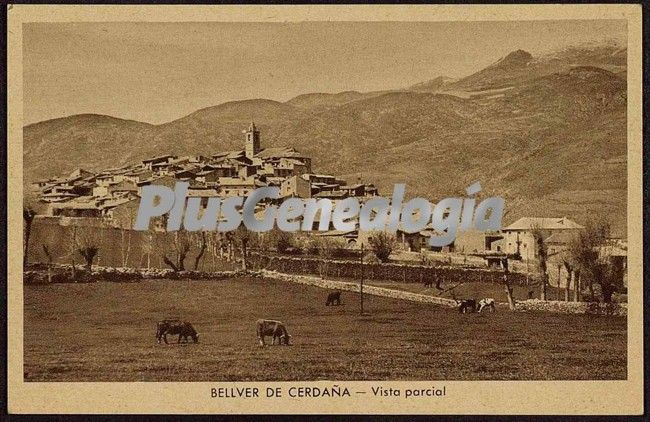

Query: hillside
left=150, top=99, right=310, bottom=155
left=23, top=114, right=156, bottom=183
left=286, top=91, right=370, bottom=112
left=407, top=76, right=456, bottom=93
left=23, top=44, right=628, bottom=234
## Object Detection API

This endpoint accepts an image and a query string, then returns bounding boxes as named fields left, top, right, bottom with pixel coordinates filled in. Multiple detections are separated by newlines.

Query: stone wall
left=26, top=218, right=237, bottom=272
left=515, top=299, right=627, bottom=316
left=258, top=270, right=458, bottom=307
left=23, top=263, right=626, bottom=317
left=23, top=263, right=246, bottom=284
left=250, top=253, right=528, bottom=286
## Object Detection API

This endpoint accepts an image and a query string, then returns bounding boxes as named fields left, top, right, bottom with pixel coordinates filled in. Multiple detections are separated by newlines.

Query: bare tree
left=78, top=245, right=99, bottom=271
left=574, top=269, right=582, bottom=302
left=232, top=226, right=254, bottom=271
left=142, top=232, right=154, bottom=269
left=75, top=228, right=100, bottom=271
left=223, top=231, right=235, bottom=261
left=501, top=257, right=516, bottom=310
left=42, top=245, right=54, bottom=283
left=23, top=191, right=46, bottom=267
left=23, top=207, right=37, bottom=267
left=69, top=225, right=77, bottom=279
left=120, top=228, right=132, bottom=267
left=163, top=231, right=192, bottom=272
left=204, top=232, right=223, bottom=270
left=193, top=232, right=208, bottom=271
left=562, top=260, right=574, bottom=302
left=531, top=226, right=548, bottom=300
left=368, top=231, right=397, bottom=263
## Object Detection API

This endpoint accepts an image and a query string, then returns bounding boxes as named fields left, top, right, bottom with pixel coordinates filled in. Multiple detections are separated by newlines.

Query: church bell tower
left=244, top=121, right=261, bottom=159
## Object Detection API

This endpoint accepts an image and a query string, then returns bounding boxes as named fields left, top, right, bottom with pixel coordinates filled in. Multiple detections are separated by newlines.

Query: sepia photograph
left=7, top=4, right=644, bottom=416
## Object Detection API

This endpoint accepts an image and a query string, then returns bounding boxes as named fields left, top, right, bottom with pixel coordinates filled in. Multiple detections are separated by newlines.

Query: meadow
left=24, top=277, right=626, bottom=381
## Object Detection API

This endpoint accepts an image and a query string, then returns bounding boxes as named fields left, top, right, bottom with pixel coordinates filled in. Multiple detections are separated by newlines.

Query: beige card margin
left=6, top=4, right=644, bottom=415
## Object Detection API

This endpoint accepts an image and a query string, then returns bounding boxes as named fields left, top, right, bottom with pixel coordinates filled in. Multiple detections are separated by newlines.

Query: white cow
left=478, top=298, right=496, bottom=313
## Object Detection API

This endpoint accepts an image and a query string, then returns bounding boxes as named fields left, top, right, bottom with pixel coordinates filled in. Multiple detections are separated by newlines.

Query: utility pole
left=360, top=243, right=364, bottom=315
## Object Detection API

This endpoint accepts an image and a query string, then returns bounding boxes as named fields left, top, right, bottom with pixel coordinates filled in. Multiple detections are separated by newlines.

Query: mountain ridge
left=23, top=44, right=628, bottom=233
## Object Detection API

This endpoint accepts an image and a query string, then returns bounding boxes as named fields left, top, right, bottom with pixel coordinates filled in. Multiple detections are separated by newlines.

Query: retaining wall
left=250, top=253, right=528, bottom=286
left=26, top=218, right=236, bottom=272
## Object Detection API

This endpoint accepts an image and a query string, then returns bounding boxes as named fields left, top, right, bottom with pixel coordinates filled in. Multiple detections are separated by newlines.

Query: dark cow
left=457, top=299, right=477, bottom=314
left=256, top=319, right=291, bottom=346
left=325, top=290, right=342, bottom=306
left=478, top=298, right=496, bottom=313
left=424, top=274, right=442, bottom=290
left=156, top=319, right=199, bottom=344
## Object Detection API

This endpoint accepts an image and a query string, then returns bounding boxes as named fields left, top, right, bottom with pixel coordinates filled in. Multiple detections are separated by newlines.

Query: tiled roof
left=142, top=154, right=176, bottom=163
left=256, top=147, right=305, bottom=159
left=314, top=190, right=348, bottom=198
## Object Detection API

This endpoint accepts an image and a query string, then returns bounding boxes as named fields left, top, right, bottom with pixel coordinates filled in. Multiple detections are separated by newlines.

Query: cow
left=457, top=299, right=477, bottom=314
left=256, top=319, right=291, bottom=346
left=424, top=274, right=443, bottom=290
left=156, top=319, right=199, bottom=344
left=325, top=290, right=342, bottom=306
left=478, top=298, right=496, bottom=313
left=424, top=273, right=441, bottom=289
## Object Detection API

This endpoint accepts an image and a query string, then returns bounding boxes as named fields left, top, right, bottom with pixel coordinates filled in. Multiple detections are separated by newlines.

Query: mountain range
left=23, top=42, right=628, bottom=235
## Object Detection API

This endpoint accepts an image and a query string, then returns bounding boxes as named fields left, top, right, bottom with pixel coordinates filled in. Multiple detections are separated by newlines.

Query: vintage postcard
left=6, top=4, right=644, bottom=415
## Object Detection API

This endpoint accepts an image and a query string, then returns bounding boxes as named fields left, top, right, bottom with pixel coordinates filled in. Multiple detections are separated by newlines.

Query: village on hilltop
left=29, top=122, right=626, bottom=289
left=31, top=122, right=379, bottom=227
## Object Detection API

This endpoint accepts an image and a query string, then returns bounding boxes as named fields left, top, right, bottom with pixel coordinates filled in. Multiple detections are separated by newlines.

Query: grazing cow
left=457, top=299, right=477, bottom=314
left=478, top=298, right=496, bottom=313
left=325, top=290, right=342, bottom=306
left=256, top=319, right=291, bottom=346
left=424, top=274, right=442, bottom=289
left=156, top=319, right=199, bottom=344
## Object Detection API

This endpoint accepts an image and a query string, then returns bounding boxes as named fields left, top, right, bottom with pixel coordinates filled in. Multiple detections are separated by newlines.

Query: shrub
left=368, top=232, right=397, bottom=263
left=363, top=253, right=381, bottom=264
left=265, top=229, right=295, bottom=253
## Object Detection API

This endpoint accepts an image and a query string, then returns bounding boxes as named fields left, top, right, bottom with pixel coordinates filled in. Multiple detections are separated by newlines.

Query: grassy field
left=24, top=277, right=626, bottom=381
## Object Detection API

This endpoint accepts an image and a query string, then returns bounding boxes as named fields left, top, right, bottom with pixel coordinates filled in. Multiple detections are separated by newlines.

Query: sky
left=23, top=20, right=626, bottom=125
